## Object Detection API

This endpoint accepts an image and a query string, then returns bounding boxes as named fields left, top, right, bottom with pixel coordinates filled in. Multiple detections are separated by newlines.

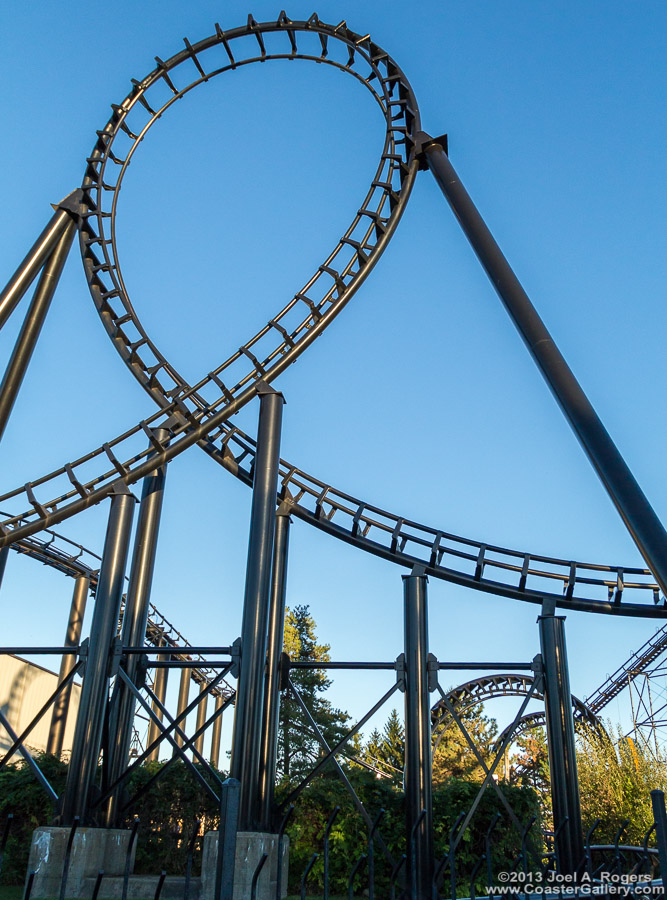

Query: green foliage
left=0, top=753, right=67, bottom=884
left=279, top=767, right=540, bottom=895
left=432, top=701, right=498, bottom=786
left=0, top=756, right=223, bottom=884
left=279, top=605, right=350, bottom=782
left=361, top=709, right=404, bottom=784
left=577, top=726, right=667, bottom=846
left=124, top=760, right=223, bottom=875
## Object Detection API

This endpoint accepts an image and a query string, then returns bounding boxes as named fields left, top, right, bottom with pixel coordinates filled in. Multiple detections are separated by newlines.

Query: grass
left=1, top=886, right=348, bottom=900
left=1, top=889, right=350, bottom=900
left=0, top=888, right=23, bottom=900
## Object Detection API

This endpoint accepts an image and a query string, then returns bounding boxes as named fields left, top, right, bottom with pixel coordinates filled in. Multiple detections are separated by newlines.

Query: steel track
left=0, top=15, right=663, bottom=617
left=6, top=523, right=232, bottom=698
left=432, top=674, right=603, bottom=749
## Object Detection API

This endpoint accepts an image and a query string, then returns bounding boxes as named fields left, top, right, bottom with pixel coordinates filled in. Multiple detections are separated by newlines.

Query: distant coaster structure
left=1, top=14, right=666, bottom=894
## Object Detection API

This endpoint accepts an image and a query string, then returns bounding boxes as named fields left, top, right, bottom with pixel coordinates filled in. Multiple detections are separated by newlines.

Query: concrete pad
left=26, top=827, right=136, bottom=899
left=200, top=831, right=289, bottom=900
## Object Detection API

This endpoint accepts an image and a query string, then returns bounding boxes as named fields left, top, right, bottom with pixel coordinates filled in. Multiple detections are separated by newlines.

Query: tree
left=362, top=709, right=405, bottom=785
left=431, top=700, right=498, bottom=786
left=278, top=605, right=351, bottom=783
left=576, top=725, right=667, bottom=846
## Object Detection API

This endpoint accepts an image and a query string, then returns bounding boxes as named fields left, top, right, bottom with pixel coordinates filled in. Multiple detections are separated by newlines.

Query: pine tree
left=361, top=709, right=404, bottom=784
left=382, top=708, right=405, bottom=773
left=278, top=605, right=350, bottom=783
left=431, top=699, right=498, bottom=786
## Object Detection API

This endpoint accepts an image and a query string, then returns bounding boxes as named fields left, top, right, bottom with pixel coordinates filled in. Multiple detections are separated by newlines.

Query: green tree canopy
left=278, top=604, right=351, bottom=783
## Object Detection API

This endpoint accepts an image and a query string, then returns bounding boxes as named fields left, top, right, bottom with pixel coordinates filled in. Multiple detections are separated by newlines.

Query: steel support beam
left=0, top=220, right=77, bottom=441
left=47, top=574, right=89, bottom=757
left=0, top=547, right=9, bottom=593
left=194, top=683, right=208, bottom=756
left=210, top=694, right=224, bottom=769
left=0, top=193, right=81, bottom=332
left=422, top=137, right=667, bottom=600
left=146, top=640, right=169, bottom=762
left=60, top=489, right=135, bottom=825
left=173, top=667, right=191, bottom=753
left=106, top=429, right=168, bottom=821
left=258, top=509, right=291, bottom=829
left=403, top=571, right=434, bottom=898
left=538, top=612, right=584, bottom=874
left=230, top=385, right=284, bottom=831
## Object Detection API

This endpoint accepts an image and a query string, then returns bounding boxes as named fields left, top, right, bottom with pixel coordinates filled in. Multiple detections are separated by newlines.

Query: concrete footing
left=201, top=831, right=289, bottom=900
left=25, top=826, right=288, bottom=900
left=26, top=827, right=136, bottom=899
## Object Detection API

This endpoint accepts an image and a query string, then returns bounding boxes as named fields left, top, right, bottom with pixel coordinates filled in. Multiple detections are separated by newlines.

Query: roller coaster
left=1, top=14, right=667, bottom=898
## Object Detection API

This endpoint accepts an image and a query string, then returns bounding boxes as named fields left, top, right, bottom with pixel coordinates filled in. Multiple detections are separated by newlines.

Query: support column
left=47, top=574, right=89, bottom=757
left=193, top=682, right=208, bottom=757
left=173, top=668, right=191, bottom=753
left=0, top=220, right=77, bottom=441
left=210, top=694, right=224, bottom=769
left=258, top=509, right=291, bottom=830
left=0, top=191, right=81, bottom=331
left=0, top=547, right=9, bottom=594
left=403, top=571, right=434, bottom=899
left=60, top=489, right=135, bottom=825
left=106, top=428, right=168, bottom=822
left=422, top=137, right=667, bottom=599
left=146, top=642, right=168, bottom=762
left=538, top=611, right=584, bottom=874
left=230, top=385, right=284, bottom=831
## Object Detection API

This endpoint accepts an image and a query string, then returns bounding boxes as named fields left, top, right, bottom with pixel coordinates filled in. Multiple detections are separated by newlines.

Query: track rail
left=432, top=674, right=603, bottom=747
left=7, top=524, right=233, bottom=698
left=585, top=624, right=667, bottom=714
left=0, top=15, right=664, bottom=617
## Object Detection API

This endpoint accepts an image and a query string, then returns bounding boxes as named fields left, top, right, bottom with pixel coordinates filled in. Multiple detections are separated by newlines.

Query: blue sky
left=0, top=1, right=666, bottom=753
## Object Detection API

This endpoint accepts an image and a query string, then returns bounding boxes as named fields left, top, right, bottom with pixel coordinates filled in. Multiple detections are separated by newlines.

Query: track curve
left=6, top=522, right=232, bottom=698
left=432, top=674, right=604, bottom=746
left=0, top=15, right=663, bottom=618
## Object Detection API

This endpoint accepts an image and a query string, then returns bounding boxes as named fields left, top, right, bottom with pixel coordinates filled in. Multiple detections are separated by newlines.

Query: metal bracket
left=279, top=651, right=291, bottom=692
left=395, top=653, right=406, bottom=692
left=108, top=636, right=123, bottom=678
left=540, top=596, right=557, bottom=618
left=136, top=653, right=149, bottom=691
left=51, top=187, right=85, bottom=219
left=78, top=637, right=89, bottom=672
left=531, top=653, right=544, bottom=693
left=427, top=653, right=439, bottom=693
left=230, top=637, right=241, bottom=679
left=415, top=131, right=448, bottom=170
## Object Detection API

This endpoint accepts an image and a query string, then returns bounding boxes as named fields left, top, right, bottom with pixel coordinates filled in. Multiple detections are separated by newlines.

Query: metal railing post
left=538, top=610, right=584, bottom=874
left=258, top=509, right=291, bottom=830
left=215, top=778, right=240, bottom=900
left=230, top=385, right=284, bottom=831
left=651, top=790, right=667, bottom=879
left=403, top=570, right=434, bottom=898
left=47, top=574, right=90, bottom=757
left=60, top=488, right=135, bottom=825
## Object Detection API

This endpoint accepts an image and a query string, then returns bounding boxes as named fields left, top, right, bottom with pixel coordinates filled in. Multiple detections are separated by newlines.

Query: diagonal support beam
left=280, top=681, right=401, bottom=809
left=288, top=678, right=395, bottom=868
left=436, top=679, right=541, bottom=863
left=421, top=135, right=667, bottom=600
